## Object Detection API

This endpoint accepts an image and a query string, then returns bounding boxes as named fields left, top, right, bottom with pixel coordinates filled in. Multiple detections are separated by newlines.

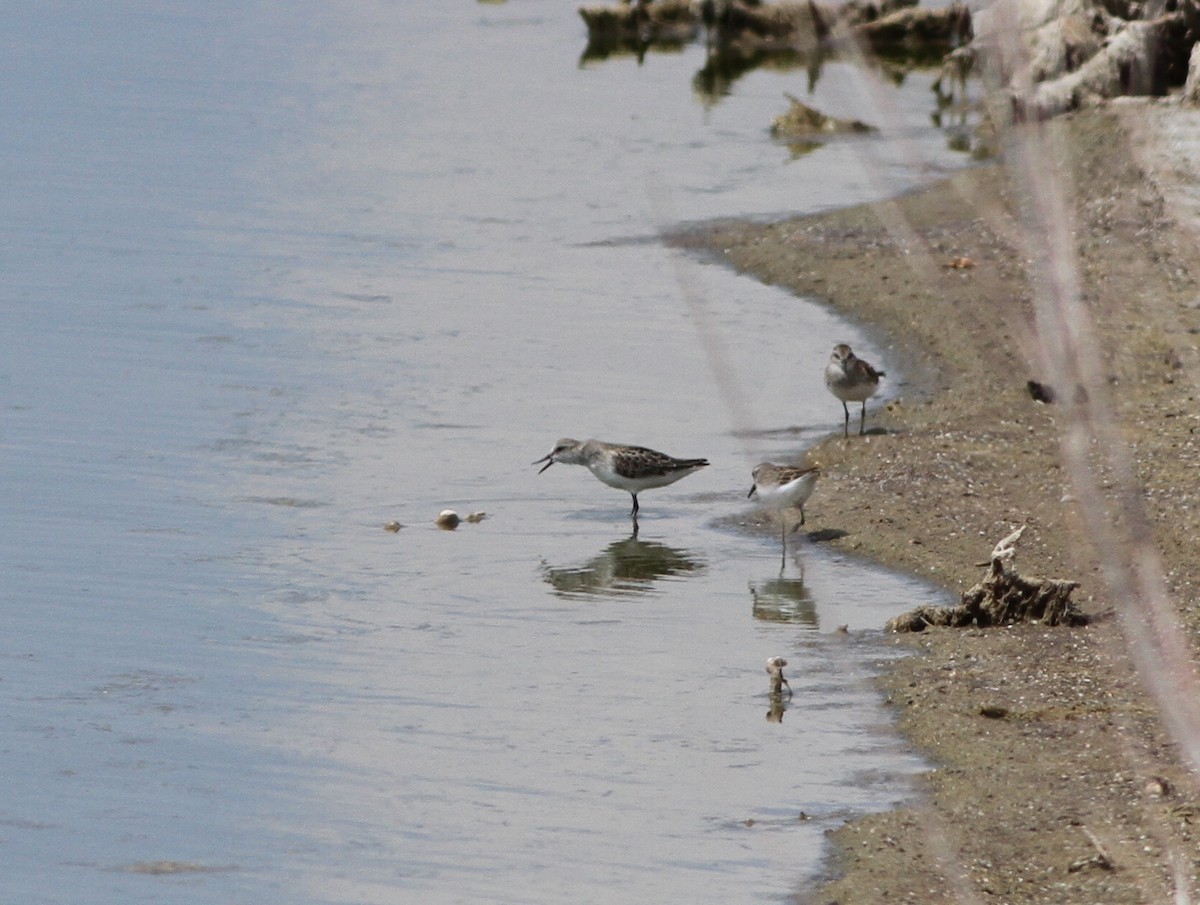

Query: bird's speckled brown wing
left=612, top=446, right=709, bottom=480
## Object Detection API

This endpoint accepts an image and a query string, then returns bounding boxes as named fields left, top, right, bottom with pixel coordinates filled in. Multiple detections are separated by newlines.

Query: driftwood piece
left=854, top=4, right=973, bottom=55
left=887, top=526, right=1087, bottom=632
left=580, top=0, right=970, bottom=55
left=950, top=0, right=1197, bottom=122
left=1185, top=42, right=1200, bottom=106
left=579, top=0, right=700, bottom=44
left=1024, top=14, right=1190, bottom=117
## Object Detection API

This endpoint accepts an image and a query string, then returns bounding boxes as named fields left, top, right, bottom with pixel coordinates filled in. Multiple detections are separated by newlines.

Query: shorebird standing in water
left=824, top=343, right=885, bottom=437
left=765, top=656, right=792, bottom=697
left=748, top=462, right=820, bottom=563
left=534, top=438, right=709, bottom=526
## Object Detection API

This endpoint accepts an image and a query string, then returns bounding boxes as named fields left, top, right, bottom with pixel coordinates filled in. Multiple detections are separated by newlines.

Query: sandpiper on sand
left=534, top=438, right=709, bottom=523
left=824, top=343, right=885, bottom=437
left=748, top=462, right=819, bottom=555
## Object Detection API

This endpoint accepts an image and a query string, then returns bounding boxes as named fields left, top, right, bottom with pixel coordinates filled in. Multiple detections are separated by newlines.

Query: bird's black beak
left=747, top=485, right=757, bottom=499
left=533, top=454, right=554, bottom=474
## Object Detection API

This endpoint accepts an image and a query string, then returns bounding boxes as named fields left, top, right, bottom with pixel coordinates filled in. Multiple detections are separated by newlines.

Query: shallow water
left=0, top=3, right=961, bottom=902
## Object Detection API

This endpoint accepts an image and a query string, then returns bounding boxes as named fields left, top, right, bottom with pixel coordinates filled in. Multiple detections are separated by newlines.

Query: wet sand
left=671, top=103, right=1200, bottom=902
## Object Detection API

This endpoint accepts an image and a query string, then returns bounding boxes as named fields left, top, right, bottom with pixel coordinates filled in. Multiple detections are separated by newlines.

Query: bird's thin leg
left=630, top=494, right=639, bottom=517
left=859, top=401, right=867, bottom=435
left=842, top=401, right=850, bottom=438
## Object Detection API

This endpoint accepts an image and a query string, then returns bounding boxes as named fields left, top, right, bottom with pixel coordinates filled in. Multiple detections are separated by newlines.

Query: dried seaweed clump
left=770, top=93, right=876, bottom=138
left=887, top=526, right=1087, bottom=632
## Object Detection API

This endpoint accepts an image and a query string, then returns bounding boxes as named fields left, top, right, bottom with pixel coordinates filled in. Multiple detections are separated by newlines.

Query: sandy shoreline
left=670, top=103, right=1200, bottom=902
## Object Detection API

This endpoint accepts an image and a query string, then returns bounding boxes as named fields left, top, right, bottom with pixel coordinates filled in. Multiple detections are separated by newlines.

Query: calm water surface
left=0, top=3, right=962, bottom=902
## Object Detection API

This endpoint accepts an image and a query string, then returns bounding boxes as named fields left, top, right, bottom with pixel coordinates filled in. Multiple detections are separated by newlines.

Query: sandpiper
left=824, top=343, right=885, bottom=437
left=748, top=462, right=819, bottom=557
left=534, top=438, right=709, bottom=523
left=765, top=656, right=792, bottom=697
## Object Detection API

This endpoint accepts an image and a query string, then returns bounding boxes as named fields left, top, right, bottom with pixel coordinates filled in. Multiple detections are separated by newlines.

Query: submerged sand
left=671, top=103, right=1200, bottom=902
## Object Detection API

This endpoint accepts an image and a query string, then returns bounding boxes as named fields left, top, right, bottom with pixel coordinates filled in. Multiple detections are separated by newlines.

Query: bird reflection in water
left=542, top=533, right=705, bottom=598
left=749, top=576, right=817, bottom=629
left=766, top=696, right=788, bottom=723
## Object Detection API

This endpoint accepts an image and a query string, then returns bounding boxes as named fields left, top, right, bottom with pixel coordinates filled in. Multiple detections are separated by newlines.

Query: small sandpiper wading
left=748, top=462, right=820, bottom=562
left=534, top=438, right=709, bottom=526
